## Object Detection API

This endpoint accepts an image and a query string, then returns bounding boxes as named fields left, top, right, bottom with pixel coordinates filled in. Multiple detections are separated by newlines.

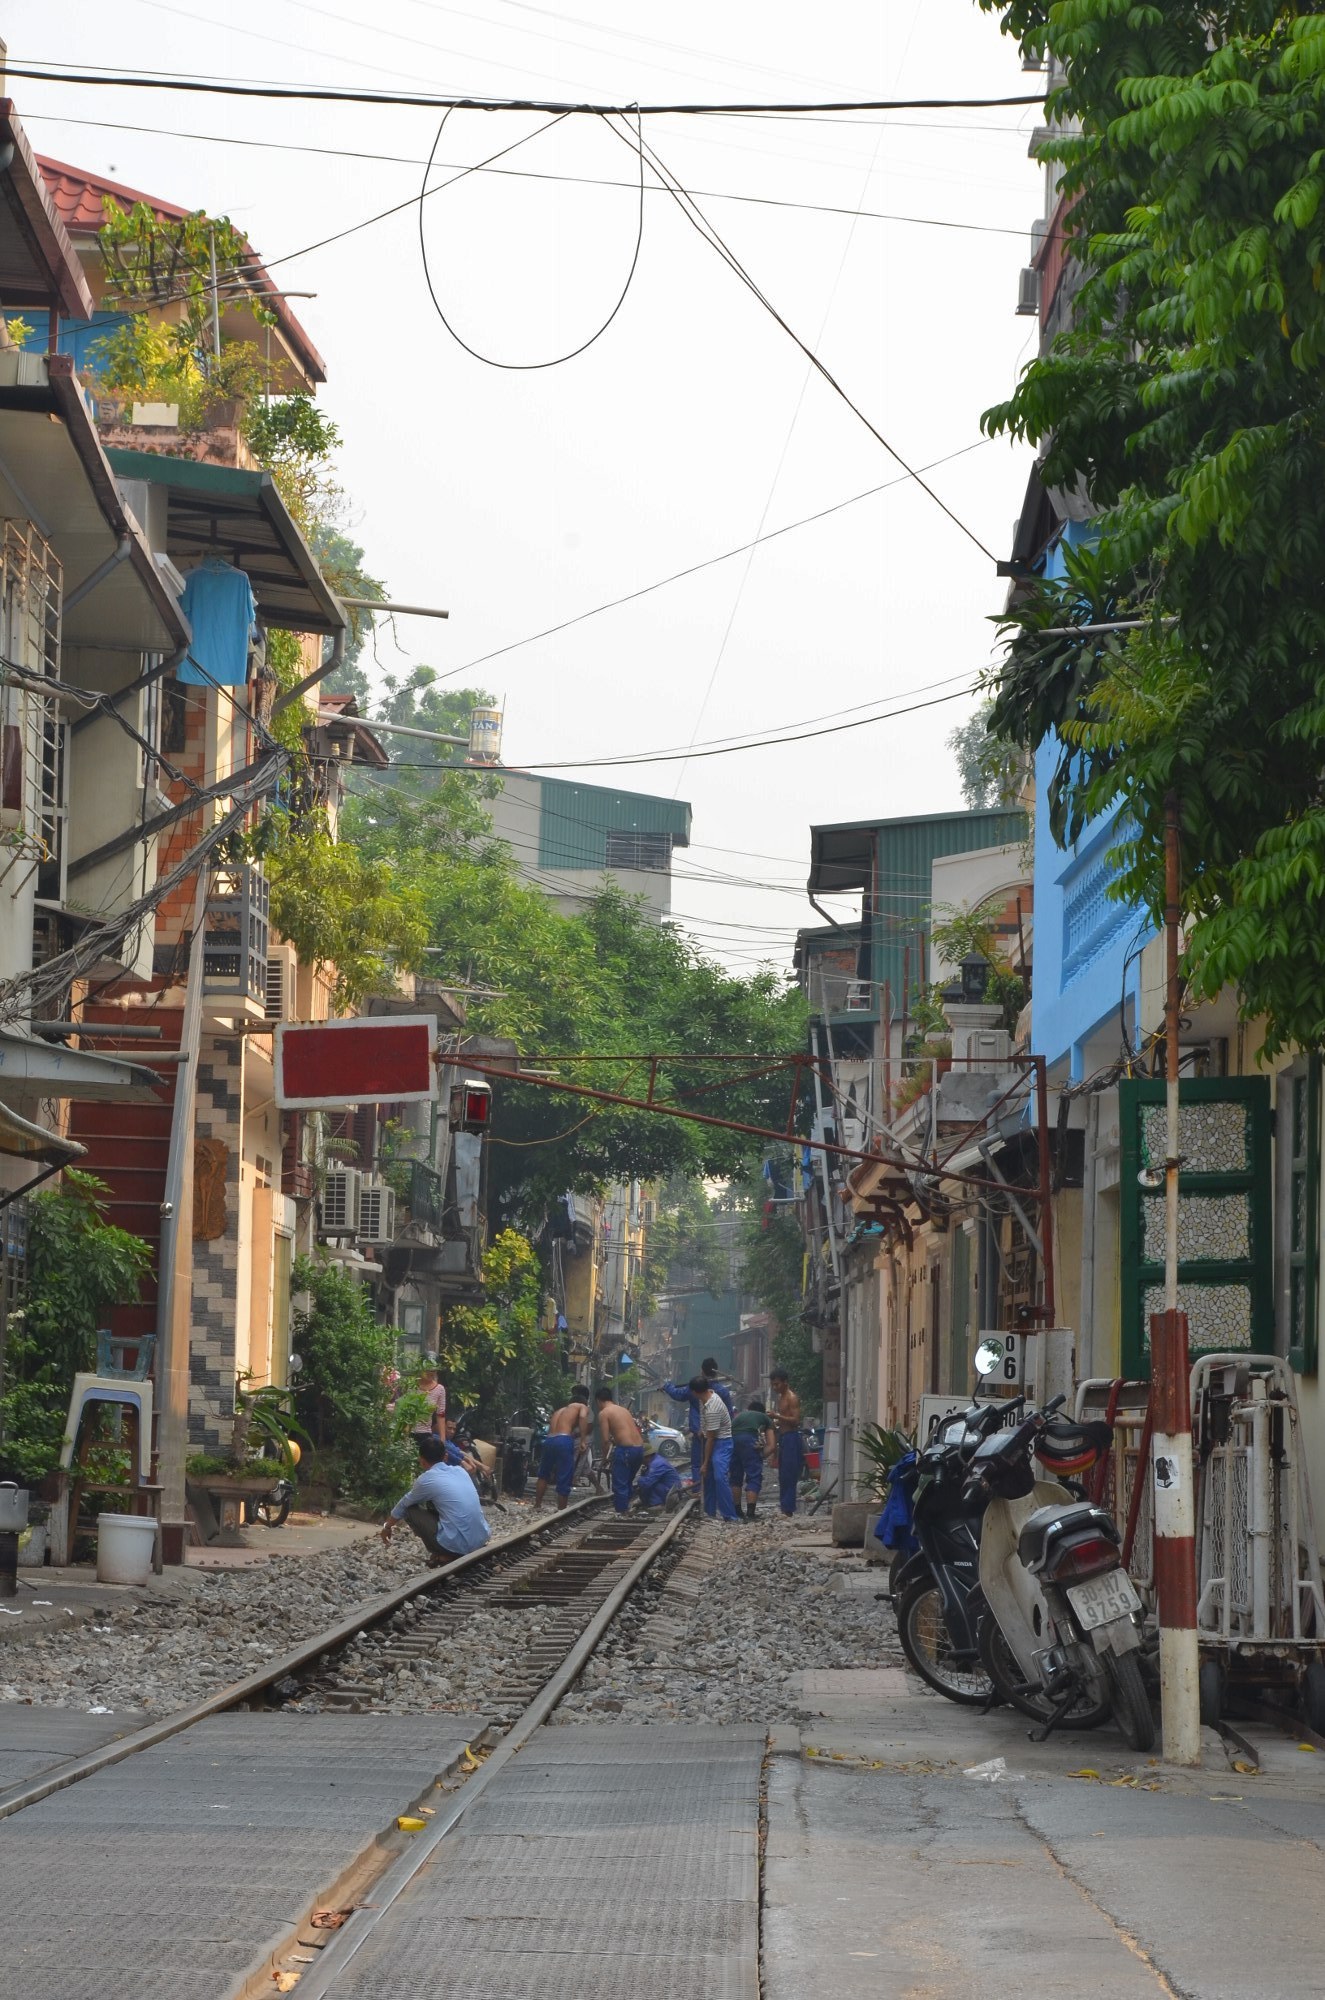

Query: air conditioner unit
left=357, top=1179, right=397, bottom=1244
left=320, top=1165, right=361, bottom=1236
left=1016, top=267, right=1041, bottom=316
left=265, top=942, right=298, bottom=1022
left=844, top=980, right=872, bottom=1012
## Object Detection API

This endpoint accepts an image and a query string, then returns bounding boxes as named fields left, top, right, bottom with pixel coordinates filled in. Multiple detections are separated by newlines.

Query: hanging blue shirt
left=177, top=559, right=256, bottom=686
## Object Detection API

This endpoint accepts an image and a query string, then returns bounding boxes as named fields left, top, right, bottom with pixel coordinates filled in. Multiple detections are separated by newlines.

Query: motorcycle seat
left=1016, top=1499, right=1117, bottom=1570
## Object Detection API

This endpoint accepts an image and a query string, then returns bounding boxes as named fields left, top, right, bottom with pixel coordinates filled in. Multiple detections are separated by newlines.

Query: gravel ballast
left=0, top=1509, right=902, bottom=1726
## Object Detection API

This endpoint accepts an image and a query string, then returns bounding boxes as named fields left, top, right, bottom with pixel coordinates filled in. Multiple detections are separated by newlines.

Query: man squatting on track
left=693, top=1372, right=739, bottom=1521
left=769, top=1367, right=804, bottom=1517
left=535, top=1387, right=591, bottom=1510
left=596, top=1385, right=645, bottom=1513
left=382, top=1434, right=491, bottom=1565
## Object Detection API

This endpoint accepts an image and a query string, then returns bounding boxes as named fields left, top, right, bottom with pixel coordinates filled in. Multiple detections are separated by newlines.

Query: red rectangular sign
left=274, top=1015, right=437, bottom=1108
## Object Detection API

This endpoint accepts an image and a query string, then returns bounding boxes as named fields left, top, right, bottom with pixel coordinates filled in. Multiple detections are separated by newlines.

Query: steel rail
left=293, top=1496, right=696, bottom=1999
left=0, top=1495, right=606, bottom=1824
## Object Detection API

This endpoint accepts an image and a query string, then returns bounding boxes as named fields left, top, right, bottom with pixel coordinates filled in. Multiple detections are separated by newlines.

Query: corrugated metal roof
left=806, top=807, right=1028, bottom=1008
left=536, top=778, right=692, bottom=872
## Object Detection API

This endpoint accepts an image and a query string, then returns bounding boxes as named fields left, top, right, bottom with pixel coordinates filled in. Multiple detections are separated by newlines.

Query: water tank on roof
left=469, top=706, right=503, bottom=764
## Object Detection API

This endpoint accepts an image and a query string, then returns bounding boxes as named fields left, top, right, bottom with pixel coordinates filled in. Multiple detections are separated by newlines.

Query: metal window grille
left=605, top=828, right=671, bottom=873
left=0, top=523, right=65, bottom=891
left=0, top=1197, right=30, bottom=1389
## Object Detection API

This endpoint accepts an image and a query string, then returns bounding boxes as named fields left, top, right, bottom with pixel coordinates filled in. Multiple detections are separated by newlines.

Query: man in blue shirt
left=381, top=1435, right=491, bottom=1565
left=662, top=1359, right=733, bottom=1485
left=637, top=1440, right=683, bottom=1510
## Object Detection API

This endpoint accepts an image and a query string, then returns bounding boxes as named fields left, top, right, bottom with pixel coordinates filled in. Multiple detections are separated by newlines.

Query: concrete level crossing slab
left=0, top=1711, right=486, bottom=2000
left=0, top=1704, right=136, bottom=1791
left=323, top=1723, right=763, bottom=2000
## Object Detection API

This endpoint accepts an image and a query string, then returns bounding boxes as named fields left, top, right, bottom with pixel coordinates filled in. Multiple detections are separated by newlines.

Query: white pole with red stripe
left=1154, top=793, right=1201, bottom=1766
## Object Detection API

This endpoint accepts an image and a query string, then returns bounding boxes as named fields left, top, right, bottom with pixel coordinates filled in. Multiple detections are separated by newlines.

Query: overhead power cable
left=603, top=114, right=996, bottom=562
left=3, top=61, right=1049, bottom=114
left=417, top=106, right=645, bottom=367
left=436, top=439, right=992, bottom=680
left=24, top=114, right=1047, bottom=239
left=376, top=681, right=979, bottom=773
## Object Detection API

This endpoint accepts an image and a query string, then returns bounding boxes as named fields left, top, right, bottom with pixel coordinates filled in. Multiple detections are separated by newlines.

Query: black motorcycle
left=891, top=1398, right=1013, bottom=1705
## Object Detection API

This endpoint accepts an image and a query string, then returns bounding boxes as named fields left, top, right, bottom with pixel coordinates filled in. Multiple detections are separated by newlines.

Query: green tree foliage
left=947, top=699, right=1026, bottom=809
left=638, top=1177, right=730, bottom=1318
left=291, top=1254, right=412, bottom=1503
left=438, top=1228, right=563, bottom=1430
left=341, top=772, right=808, bottom=1218
left=0, top=1173, right=152, bottom=1484
left=976, top=2, right=1325, bottom=1054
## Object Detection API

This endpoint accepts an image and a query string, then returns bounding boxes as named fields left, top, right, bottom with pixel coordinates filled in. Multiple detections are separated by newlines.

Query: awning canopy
left=0, top=1031, right=165, bottom=1105
left=807, top=821, right=878, bottom=897
left=103, top=448, right=347, bottom=637
left=0, top=102, right=94, bottom=321
left=0, top=349, right=190, bottom=654
left=0, top=1098, right=85, bottom=1165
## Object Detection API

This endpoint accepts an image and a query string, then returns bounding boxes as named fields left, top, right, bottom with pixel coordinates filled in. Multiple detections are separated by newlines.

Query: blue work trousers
left=777, top=1430, right=804, bottom=1516
left=611, top=1443, right=644, bottom=1514
left=730, top=1434, right=764, bottom=1497
left=702, top=1437, right=739, bottom=1520
left=689, top=1433, right=702, bottom=1486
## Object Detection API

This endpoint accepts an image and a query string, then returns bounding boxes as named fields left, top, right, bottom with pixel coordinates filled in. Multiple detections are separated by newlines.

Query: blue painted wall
left=1030, top=523, right=1154, bottom=1079
left=15, top=311, right=129, bottom=376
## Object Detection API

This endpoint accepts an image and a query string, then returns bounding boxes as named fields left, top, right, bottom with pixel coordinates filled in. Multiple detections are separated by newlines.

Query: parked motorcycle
left=964, top=1341, right=1155, bottom=1750
left=891, top=1396, right=1011, bottom=1705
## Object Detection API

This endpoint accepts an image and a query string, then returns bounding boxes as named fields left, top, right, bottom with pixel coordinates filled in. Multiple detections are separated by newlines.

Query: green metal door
left=950, top=1225, right=970, bottom=1396
left=1119, top=1077, right=1273, bottom=1377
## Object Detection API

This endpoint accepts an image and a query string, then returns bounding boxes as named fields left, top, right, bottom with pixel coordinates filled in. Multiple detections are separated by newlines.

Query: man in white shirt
left=689, top=1372, right=739, bottom=1522
left=381, top=1435, right=491, bottom=1565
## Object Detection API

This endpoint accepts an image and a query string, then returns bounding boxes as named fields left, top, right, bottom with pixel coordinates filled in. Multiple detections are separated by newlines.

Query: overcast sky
left=10, top=0, right=1041, bottom=973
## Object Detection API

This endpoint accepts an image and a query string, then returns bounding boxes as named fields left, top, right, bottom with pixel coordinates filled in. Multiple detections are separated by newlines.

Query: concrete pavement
left=764, top=1659, right=1325, bottom=1998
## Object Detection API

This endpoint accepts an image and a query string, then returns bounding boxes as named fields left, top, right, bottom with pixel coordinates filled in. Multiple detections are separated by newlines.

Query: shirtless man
left=534, top=1387, right=590, bottom=1510
left=595, top=1386, right=645, bottom=1514
left=769, top=1367, right=804, bottom=1518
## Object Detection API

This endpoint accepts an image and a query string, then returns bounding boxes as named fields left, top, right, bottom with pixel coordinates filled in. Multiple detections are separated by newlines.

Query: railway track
left=0, top=1494, right=698, bottom=1999
left=0, top=1493, right=691, bottom=1821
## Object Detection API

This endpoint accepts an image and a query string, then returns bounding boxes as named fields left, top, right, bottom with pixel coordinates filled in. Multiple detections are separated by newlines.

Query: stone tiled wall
left=188, top=1034, right=244, bottom=1448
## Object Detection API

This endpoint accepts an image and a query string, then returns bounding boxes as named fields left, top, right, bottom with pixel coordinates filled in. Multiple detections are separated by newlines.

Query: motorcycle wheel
left=979, top=1618, right=1110, bottom=1729
left=897, top=1577, right=995, bottom=1706
left=1104, top=1649, right=1157, bottom=1752
left=256, top=1488, right=293, bottom=1528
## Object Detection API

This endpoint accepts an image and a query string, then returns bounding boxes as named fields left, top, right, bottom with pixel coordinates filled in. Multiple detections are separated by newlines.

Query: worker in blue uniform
left=596, top=1386, right=645, bottom=1512
left=729, top=1397, right=773, bottom=1521
left=769, top=1367, right=804, bottom=1517
left=662, top=1359, right=733, bottom=1485
left=637, top=1440, right=683, bottom=1509
left=693, top=1372, right=739, bottom=1522
left=534, top=1387, right=590, bottom=1510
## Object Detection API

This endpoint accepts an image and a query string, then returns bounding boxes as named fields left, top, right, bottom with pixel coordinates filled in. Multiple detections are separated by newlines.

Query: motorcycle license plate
left=1066, top=1570, right=1142, bottom=1630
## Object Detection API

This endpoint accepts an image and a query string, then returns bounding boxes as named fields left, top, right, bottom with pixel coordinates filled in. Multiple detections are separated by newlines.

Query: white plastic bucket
left=96, top=1512, right=156, bottom=1585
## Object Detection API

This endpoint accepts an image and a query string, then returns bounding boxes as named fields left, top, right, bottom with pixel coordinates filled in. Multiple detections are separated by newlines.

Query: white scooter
left=966, top=1340, right=1155, bottom=1749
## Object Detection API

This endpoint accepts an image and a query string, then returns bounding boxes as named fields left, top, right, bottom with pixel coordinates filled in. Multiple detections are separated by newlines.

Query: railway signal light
left=450, top=1078, right=492, bottom=1133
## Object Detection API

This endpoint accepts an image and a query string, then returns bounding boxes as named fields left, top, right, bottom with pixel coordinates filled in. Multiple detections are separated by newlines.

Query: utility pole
left=1152, top=791, right=1201, bottom=1765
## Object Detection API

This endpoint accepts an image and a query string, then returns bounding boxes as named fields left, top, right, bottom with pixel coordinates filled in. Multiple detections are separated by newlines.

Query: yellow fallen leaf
left=1232, top=1760, right=1258, bottom=1775
left=1108, top=1776, right=1138, bottom=1787
left=1299, top=1743, right=1319, bottom=1753
left=1067, top=1768, right=1102, bottom=1781
left=396, top=1816, right=426, bottom=1832
left=806, top=1746, right=820, bottom=1758
left=273, top=1976, right=299, bottom=1993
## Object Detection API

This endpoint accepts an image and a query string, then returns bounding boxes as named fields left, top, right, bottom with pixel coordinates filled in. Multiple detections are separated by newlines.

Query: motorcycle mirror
left=974, top=1337, right=1005, bottom=1380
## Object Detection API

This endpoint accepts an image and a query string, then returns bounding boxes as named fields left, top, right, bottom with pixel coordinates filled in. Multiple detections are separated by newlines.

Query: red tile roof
left=34, top=155, right=326, bottom=384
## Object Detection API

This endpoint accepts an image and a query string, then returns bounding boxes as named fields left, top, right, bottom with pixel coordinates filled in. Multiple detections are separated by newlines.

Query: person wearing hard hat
left=637, top=1437, right=683, bottom=1510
